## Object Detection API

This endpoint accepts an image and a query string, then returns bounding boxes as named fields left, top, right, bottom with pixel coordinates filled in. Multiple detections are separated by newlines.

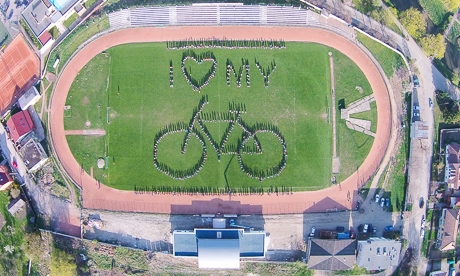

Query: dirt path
left=64, top=129, right=106, bottom=136
left=49, top=26, right=391, bottom=215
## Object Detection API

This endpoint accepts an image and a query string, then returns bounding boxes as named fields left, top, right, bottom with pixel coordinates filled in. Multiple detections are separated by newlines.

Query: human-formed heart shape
left=181, top=50, right=217, bottom=92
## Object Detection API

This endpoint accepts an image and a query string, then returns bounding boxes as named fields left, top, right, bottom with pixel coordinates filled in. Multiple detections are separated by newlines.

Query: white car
left=310, top=227, right=315, bottom=237
left=375, top=194, right=380, bottom=203
left=363, top=224, right=369, bottom=233
left=380, top=197, right=385, bottom=207
left=420, top=229, right=425, bottom=239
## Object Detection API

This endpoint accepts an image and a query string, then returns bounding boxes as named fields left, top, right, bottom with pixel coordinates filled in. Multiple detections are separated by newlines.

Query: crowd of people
left=153, top=95, right=287, bottom=181
left=133, top=184, right=293, bottom=196
left=169, top=59, right=174, bottom=87
left=166, top=38, right=286, bottom=50
left=255, top=58, right=277, bottom=88
left=226, top=58, right=251, bottom=87
left=181, top=50, right=217, bottom=92
left=237, top=123, right=287, bottom=181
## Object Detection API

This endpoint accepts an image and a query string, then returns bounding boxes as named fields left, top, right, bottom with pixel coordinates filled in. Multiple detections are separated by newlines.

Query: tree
left=452, top=68, right=460, bottom=86
left=420, top=34, right=446, bottom=59
left=400, top=8, right=426, bottom=40
left=440, top=0, right=460, bottom=12
left=50, top=247, right=77, bottom=275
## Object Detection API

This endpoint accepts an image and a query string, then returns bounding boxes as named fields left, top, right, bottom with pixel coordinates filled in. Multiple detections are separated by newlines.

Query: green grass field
left=65, top=42, right=376, bottom=191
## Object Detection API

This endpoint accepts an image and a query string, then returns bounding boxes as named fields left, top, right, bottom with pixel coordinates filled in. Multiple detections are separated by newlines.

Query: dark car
left=7, top=9, right=13, bottom=19
left=419, top=197, right=424, bottom=208
left=358, top=224, right=364, bottom=232
left=372, top=226, right=377, bottom=234
left=413, top=75, right=420, bottom=88
left=385, top=198, right=390, bottom=207
left=336, top=226, right=345, bottom=233
left=385, top=225, right=393, bottom=231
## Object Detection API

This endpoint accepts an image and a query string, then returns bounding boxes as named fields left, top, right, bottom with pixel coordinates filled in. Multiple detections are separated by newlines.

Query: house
left=0, top=165, right=14, bottom=191
left=172, top=218, right=267, bottom=269
left=7, top=110, right=35, bottom=144
left=356, top=238, right=401, bottom=271
left=445, top=142, right=460, bottom=189
left=18, top=86, right=41, bottom=111
left=306, top=238, right=356, bottom=270
left=436, top=208, right=460, bottom=251
left=8, top=198, right=25, bottom=217
left=22, top=0, right=90, bottom=49
left=18, top=137, right=48, bottom=173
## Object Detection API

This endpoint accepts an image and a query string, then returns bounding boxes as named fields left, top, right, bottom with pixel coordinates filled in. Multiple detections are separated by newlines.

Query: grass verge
left=356, top=32, right=403, bottom=78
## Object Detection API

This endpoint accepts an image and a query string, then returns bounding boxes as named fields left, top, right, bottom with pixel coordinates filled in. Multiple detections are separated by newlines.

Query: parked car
left=375, top=194, right=380, bottom=203
left=310, top=227, right=316, bottom=237
left=358, top=224, right=364, bottom=232
left=363, top=224, right=369, bottom=233
left=380, top=197, right=385, bottom=207
left=421, top=215, right=426, bottom=227
left=336, top=226, right=345, bottom=233
left=385, top=198, right=390, bottom=207
left=372, top=227, right=377, bottom=234
left=429, top=98, right=433, bottom=108
left=7, top=9, right=12, bottom=19
left=419, top=197, right=424, bottom=208
left=420, top=228, right=425, bottom=239
left=413, top=75, right=420, bottom=88
left=350, top=229, right=356, bottom=239
left=385, top=225, right=393, bottom=231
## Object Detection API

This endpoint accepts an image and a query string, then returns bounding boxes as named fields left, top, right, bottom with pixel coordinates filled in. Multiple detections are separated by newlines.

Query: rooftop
left=22, top=0, right=54, bottom=37
left=307, top=238, right=356, bottom=270
left=439, top=208, right=459, bottom=251
left=356, top=238, right=401, bottom=271
left=173, top=228, right=266, bottom=269
left=7, top=110, right=35, bottom=143
left=18, top=137, right=47, bottom=171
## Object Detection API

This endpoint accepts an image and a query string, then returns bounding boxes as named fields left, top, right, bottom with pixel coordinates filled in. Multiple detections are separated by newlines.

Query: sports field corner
left=49, top=26, right=392, bottom=215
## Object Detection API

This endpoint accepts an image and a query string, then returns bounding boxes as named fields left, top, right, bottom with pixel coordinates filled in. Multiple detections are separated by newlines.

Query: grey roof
left=198, top=239, right=240, bottom=269
left=18, top=137, right=48, bottom=171
left=439, top=208, right=459, bottom=250
left=356, top=238, right=401, bottom=270
left=8, top=198, right=25, bottom=216
left=173, top=231, right=197, bottom=256
left=307, top=239, right=356, bottom=270
left=240, top=232, right=265, bottom=257
left=21, top=0, right=53, bottom=36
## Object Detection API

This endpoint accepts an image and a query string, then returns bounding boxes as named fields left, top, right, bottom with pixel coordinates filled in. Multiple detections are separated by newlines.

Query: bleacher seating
left=108, top=5, right=325, bottom=29
left=266, top=6, right=308, bottom=25
left=219, top=5, right=261, bottom=25
left=175, top=5, right=218, bottom=25
left=108, top=10, right=131, bottom=29
left=130, top=6, right=170, bottom=26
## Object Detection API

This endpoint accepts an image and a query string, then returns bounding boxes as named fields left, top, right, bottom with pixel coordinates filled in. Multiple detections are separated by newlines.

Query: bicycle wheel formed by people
left=153, top=124, right=207, bottom=180
left=237, top=124, right=287, bottom=181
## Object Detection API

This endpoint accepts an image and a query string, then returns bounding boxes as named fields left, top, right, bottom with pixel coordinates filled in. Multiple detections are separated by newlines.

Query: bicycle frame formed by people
left=154, top=95, right=287, bottom=181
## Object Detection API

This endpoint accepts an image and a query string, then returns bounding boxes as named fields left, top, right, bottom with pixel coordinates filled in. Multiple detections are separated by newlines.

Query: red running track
left=49, top=26, right=391, bottom=215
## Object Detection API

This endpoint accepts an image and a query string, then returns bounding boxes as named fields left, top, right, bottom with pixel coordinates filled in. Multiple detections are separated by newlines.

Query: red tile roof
left=38, top=32, right=52, bottom=46
left=7, top=110, right=35, bottom=143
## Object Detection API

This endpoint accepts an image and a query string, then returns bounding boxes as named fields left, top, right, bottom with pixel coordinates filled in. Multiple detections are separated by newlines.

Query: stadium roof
left=198, top=239, right=239, bottom=269
left=173, top=228, right=266, bottom=269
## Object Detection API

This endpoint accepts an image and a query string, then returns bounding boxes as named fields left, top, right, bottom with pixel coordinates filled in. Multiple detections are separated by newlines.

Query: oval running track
left=49, top=26, right=391, bottom=215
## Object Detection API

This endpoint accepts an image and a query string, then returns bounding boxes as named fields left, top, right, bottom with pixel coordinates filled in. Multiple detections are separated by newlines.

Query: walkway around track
left=48, top=26, right=392, bottom=215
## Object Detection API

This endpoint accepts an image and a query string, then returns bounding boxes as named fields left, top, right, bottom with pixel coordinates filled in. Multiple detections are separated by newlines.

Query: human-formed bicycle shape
left=153, top=95, right=287, bottom=181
